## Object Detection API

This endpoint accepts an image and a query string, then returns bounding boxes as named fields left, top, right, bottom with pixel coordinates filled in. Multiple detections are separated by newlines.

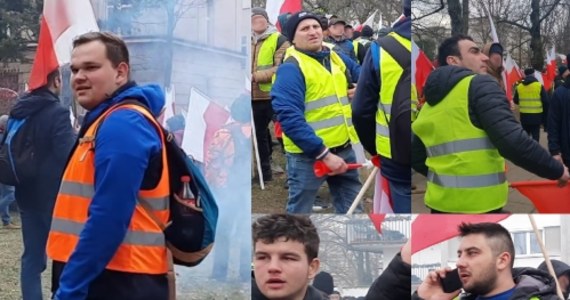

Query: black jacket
left=9, top=88, right=76, bottom=212
left=412, top=267, right=560, bottom=300
left=548, top=78, right=570, bottom=165
left=365, top=252, right=411, bottom=300
left=412, top=66, right=563, bottom=180
left=513, top=75, right=549, bottom=126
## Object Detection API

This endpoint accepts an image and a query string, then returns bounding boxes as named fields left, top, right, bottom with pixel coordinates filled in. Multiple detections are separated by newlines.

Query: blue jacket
left=55, top=82, right=165, bottom=300
left=271, top=48, right=360, bottom=158
left=351, top=16, right=411, bottom=183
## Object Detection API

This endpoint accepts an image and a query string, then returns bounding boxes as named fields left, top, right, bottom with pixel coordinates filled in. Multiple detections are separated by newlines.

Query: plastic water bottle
left=180, top=176, right=198, bottom=215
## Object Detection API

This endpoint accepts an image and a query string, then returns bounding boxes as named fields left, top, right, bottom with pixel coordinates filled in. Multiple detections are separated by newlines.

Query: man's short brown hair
left=252, top=214, right=320, bottom=262
left=72, top=32, right=130, bottom=67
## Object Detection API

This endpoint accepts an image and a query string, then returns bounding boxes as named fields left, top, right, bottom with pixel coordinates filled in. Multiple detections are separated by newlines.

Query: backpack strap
left=377, top=35, right=411, bottom=71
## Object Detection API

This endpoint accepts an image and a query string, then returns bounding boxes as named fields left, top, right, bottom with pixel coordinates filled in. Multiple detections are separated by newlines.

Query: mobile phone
left=439, top=268, right=462, bottom=293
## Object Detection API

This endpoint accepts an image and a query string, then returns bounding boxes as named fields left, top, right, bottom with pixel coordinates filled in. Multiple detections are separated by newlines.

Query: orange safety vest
left=47, top=103, right=170, bottom=275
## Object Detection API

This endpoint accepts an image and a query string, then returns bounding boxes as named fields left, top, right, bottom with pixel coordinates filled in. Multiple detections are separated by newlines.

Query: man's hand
left=558, top=165, right=570, bottom=187
left=417, top=268, right=461, bottom=300
left=348, top=85, right=357, bottom=100
left=322, top=152, right=348, bottom=175
left=554, top=154, right=563, bottom=164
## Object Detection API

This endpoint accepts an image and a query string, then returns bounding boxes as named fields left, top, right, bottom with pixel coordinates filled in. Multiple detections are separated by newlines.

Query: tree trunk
left=461, top=0, right=469, bottom=35
left=448, top=0, right=465, bottom=35
left=529, top=0, right=543, bottom=70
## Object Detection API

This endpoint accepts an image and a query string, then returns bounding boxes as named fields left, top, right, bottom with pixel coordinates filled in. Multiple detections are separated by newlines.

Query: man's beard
left=463, top=266, right=498, bottom=296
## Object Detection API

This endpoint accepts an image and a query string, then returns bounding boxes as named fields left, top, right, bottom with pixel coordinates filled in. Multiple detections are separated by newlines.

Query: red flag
left=412, top=214, right=509, bottom=254
left=543, top=47, right=556, bottom=92
left=511, top=181, right=570, bottom=213
left=266, top=0, right=302, bottom=25
left=368, top=214, right=386, bottom=234
left=503, top=54, right=522, bottom=101
left=28, top=0, right=98, bottom=90
left=412, top=41, right=435, bottom=98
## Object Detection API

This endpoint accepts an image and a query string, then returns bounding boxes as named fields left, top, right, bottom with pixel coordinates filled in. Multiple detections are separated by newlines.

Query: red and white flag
left=543, top=47, right=556, bottom=91
left=355, top=10, right=378, bottom=32
left=373, top=172, right=393, bottom=213
left=412, top=40, right=435, bottom=99
left=182, top=88, right=230, bottom=163
left=503, top=54, right=523, bottom=101
left=265, top=0, right=302, bottom=26
left=412, top=214, right=509, bottom=254
left=485, top=6, right=499, bottom=43
left=28, top=0, right=99, bottom=90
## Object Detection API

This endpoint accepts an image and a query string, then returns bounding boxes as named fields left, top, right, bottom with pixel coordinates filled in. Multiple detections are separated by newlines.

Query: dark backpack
left=372, top=35, right=411, bottom=166
left=0, top=116, right=38, bottom=185
left=94, top=101, right=218, bottom=267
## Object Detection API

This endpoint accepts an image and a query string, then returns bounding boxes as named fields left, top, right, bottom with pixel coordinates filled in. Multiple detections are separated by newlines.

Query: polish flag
left=412, top=214, right=509, bottom=254
left=503, top=54, right=523, bottom=101
left=412, top=40, right=435, bottom=99
left=28, top=0, right=99, bottom=90
left=265, top=0, right=303, bottom=26
left=542, top=47, right=556, bottom=91
left=373, top=172, right=393, bottom=213
left=355, top=10, right=378, bottom=32
left=368, top=214, right=386, bottom=234
left=485, top=6, right=499, bottom=43
left=182, top=88, right=230, bottom=162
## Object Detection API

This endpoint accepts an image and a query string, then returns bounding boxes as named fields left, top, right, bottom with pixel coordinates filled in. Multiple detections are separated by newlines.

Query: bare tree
left=447, top=0, right=469, bottom=35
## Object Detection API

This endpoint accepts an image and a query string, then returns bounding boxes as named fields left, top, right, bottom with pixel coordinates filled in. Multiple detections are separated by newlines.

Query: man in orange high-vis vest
left=47, top=32, right=170, bottom=300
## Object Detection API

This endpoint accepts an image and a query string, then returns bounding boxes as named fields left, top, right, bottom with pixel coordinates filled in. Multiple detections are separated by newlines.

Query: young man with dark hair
left=414, top=222, right=559, bottom=300
left=412, top=34, right=569, bottom=213
left=252, top=214, right=326, bottom=300
left=9, top=66, right=76, bottom=300
left=47, top=31, right=171, bottom=299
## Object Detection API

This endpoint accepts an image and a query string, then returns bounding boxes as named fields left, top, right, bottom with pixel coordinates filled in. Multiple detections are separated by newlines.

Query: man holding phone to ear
left=413, top=222, right=560, bottom=300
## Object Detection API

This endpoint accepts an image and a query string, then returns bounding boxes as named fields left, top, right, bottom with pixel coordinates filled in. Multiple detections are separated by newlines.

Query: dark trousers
left=522, top=123, right=540, bottom=142
left=252, top=101, right=273, bottom=180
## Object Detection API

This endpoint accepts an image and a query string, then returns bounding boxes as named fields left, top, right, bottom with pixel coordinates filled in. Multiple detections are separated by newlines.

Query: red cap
left=181, top=175, right=191, bottom=182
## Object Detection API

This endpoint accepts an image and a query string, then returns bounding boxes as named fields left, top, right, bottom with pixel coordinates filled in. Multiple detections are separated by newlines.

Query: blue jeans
left=20, top=208, right=52, bottom=300
left=286, top=147, right=363, bottom=213
left=0, top=184, right=15, bottom=225
left=388, top=180, right=411, bottom=213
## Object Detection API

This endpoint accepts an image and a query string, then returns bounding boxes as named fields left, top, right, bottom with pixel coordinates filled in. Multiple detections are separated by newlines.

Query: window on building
left=512, top=230, right=542, bottom=256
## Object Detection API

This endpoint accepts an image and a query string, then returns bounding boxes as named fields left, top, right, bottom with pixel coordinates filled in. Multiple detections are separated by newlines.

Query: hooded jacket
left=252, top=25, right=290, bottom=101
left=412, top=66, right=563, bottom=181
left=513, top=75, right=549, bottom=126
left=9, top=88, right=76, bottom=212
left=325, top=36, right=358, bottom=62
left=412, top=268, right=560, bottom=300
left=482, top=42, right=505, bottom=92
left=52, top=82, right=168, bottom=300
left=548, top=78, right=570, bottom=166
left=352, top=16, right=411, bottom=184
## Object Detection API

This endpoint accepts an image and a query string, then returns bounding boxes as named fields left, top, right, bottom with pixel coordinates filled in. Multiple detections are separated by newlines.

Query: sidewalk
left=412, top=130, right=552, bottom=213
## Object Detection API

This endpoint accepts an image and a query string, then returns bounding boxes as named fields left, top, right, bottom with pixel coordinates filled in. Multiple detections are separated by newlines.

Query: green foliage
left=0, top=0, right=41, bottom=62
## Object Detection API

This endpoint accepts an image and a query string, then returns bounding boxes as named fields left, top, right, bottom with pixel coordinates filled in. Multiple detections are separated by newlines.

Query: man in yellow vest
left=352, top=0, right=412, bottom=213
left=47, top=32, right=170, bottom=299
left=414, top=222, right=559, bottom=300
left=513, top=68, right=549, bottom=142
left=412, top=34, right=569, bottom=213
left=252, top=7, right=290, bottom=182
left=352, top=25, right=375, bottom=65
left=272, top=11, right=362, bottom=213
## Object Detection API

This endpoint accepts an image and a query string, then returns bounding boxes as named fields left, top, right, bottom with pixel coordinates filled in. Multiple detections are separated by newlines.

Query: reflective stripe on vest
left=516, top=81, right=543, bottom=114
left=412, top=75, right=508, bottom=213
left=375, top=32, right=411, bottom=159
left=47, top=103, right=170, bottom=275
left=279, top=48, right=350, bottom=153
left=256, top=32, right=280, bottom=92
left=411, top=83, right=419, bottom=122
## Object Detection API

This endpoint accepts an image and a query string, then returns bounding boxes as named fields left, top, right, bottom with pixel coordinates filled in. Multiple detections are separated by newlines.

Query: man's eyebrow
left=457, top=246, right=480, bottom=255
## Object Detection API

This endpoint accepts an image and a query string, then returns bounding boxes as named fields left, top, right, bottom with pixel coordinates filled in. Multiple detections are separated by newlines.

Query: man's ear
left=308, top=258, right=320, bottom=280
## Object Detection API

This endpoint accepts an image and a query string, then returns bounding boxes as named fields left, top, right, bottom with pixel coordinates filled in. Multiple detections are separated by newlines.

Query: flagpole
left=528, top=214, right=564, bottom=299
left=250, top=110, right=265, bottom=190
left=346, top=166, right=378, bottom=215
